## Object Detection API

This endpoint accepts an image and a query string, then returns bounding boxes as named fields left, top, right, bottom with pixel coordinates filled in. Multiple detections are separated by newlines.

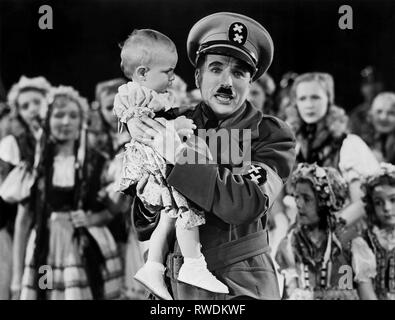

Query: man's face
left=195, top=54, right=252, bottom=119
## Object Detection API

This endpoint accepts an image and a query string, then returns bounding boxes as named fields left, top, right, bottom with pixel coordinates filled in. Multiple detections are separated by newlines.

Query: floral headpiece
left=363, top=163, right=395, bottom=187
left=291, top=162, right=349, bottom=213
left=7, top=75, right=52, bottom=113
left=362, top=162, right=395, bottom=208
left=49, top=85, right=90, bottom=120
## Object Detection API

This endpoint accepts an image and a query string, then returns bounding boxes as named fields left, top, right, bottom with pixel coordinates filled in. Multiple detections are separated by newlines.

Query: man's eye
left=233, top=71, right=244, bottom=78
left=20, top=103, right=29, bottom=110
left=210, top=67, right=221, bottom=73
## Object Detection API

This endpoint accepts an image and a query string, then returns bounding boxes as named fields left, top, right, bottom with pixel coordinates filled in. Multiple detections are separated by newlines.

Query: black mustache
left=216, top=86, right=234, bottom=96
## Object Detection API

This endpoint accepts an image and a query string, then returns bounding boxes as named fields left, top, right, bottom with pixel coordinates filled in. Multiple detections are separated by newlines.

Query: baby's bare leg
left=176, top=224, right=229, bottom=294
left=176, top=225, right=201, bottom=259
left=147, top=212, right=175, bottom=263
left=135, top=211, right=175, bottom=300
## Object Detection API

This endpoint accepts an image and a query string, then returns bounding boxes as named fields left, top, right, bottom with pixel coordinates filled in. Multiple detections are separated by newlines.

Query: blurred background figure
left=0, top=75, right=52, bottom=300
left=89, top=78, right=128, bottom=155
left=349, top=66, right=384, bottom=137
left=90, top=78, right=148, bottom=299
left=13, top=86, right=123, bottom=300
left=248, top=73, right=276, bottom=115
left=264, top=73, right=297, bottom=265
left=362, top=92, right=395, bottom=164
left=275, top=71, right=298, bottom=120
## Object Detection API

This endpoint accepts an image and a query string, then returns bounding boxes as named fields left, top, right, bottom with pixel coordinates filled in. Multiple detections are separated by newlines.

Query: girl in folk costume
left=276, top=163, right=363, bottom=300
left=285, top=72, right=380, bottom=238
left=12, top=86, right=123, bottom=299
left=0, top=76, right=51, bottom=299
left=351, top=163, right=395, bottom=299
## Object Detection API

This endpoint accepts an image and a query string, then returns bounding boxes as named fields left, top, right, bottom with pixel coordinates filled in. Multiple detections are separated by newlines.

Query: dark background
left=1, top=0, right=395, bottom=111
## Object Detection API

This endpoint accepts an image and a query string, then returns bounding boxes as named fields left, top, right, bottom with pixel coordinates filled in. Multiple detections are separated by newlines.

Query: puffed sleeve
left=0, top=135, right=21, bottom=166
left=351, top=236, right=377, bottom=283
left=339, top=134, right=380, bottom=184
left=167, top=116, right=296, bottom=225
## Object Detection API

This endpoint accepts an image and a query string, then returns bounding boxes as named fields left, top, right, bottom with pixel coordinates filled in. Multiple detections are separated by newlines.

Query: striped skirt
left=20, top=212, right=123, bottom=300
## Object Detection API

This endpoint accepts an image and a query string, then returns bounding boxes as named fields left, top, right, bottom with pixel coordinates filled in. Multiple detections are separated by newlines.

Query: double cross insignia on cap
left=244, top=165, right=267, bottom=186
left=228, top=22, right=247, bottom=45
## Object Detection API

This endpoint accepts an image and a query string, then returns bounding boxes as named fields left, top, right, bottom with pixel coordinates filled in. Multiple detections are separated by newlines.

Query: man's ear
left=135, top=66, right=148, bottom=81
left=194, top=69, right=201, bottom=89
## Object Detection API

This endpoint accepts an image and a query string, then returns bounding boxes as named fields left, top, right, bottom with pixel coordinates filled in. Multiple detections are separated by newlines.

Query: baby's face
left=144, top=48, right=177, bottom=94
left=372, top=184, right=395, bottom=228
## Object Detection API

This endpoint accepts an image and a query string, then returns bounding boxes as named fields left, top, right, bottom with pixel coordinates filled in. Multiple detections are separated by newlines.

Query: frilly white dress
left=113, top=82, right=205, bottom=229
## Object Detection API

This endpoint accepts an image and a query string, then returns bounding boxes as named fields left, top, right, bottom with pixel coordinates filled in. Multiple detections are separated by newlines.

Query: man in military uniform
left=129, top=12, right=296, bottom=299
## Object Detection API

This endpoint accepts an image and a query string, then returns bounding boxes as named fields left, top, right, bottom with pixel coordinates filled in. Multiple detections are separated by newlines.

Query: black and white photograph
left=1, top=0, right=395, bottom=310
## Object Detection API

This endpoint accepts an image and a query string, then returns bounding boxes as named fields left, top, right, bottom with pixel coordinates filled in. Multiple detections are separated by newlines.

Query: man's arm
left=167, top=117, right=296, bottom=225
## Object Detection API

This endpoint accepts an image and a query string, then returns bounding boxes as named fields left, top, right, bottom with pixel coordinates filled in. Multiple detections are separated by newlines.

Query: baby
left=113, top=29, right=228, bottom=300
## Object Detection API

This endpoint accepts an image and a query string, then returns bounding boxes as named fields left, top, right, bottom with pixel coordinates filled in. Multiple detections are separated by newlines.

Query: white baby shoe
left=177, top=255, right=229, bottom=294
left=134, top=262, right=173, bottom=300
